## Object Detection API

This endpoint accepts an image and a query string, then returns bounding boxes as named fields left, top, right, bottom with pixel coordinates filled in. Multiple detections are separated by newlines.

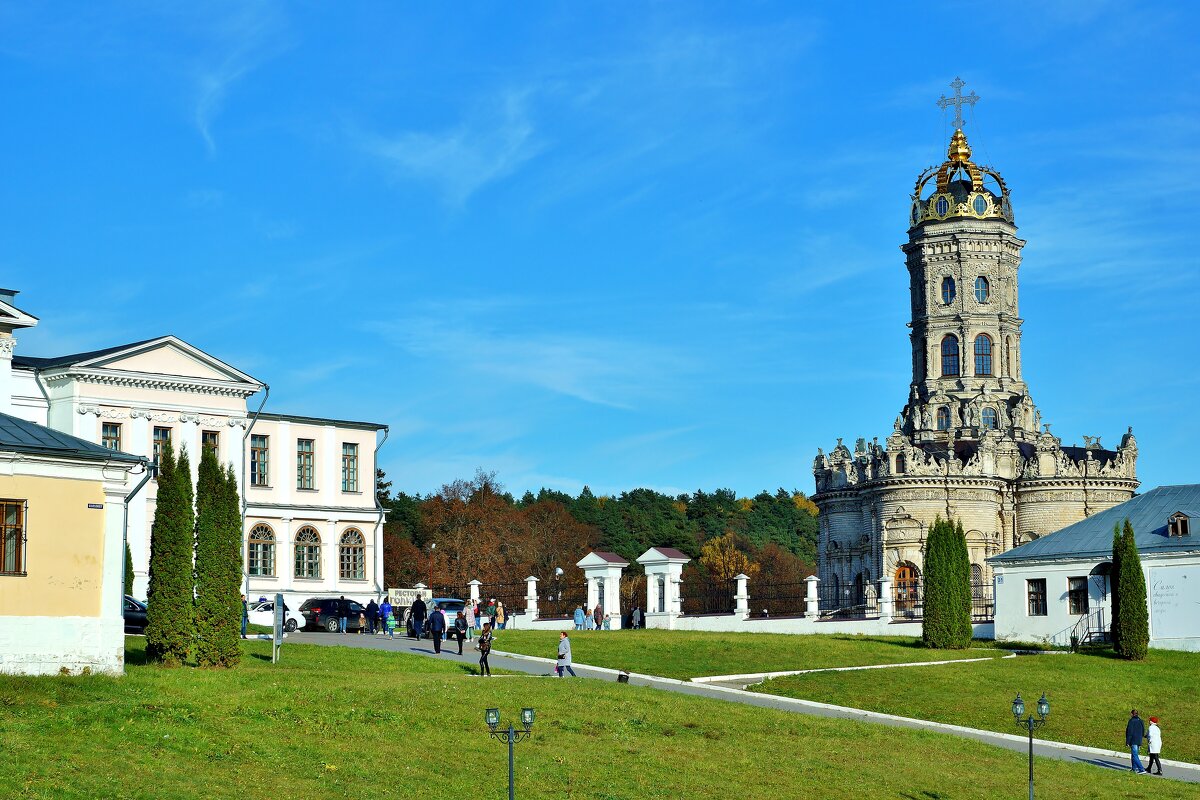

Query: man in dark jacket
left=411, top=595, right=427, bottom=639
left=427, top=603, right=446, bottom=653
left=365, top=599, right=380, bottom=635
left=337, top=596, right=352, bottom=634
left=1126, top=709, right=1147, bottom=773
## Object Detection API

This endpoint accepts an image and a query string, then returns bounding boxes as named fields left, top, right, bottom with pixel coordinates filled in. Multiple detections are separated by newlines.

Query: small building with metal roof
left=988, top=485, right=1200, bottom=651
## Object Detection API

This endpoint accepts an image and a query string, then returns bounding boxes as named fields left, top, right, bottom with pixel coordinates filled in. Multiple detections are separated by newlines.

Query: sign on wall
left=1149, top=566, right=1199, bottom=640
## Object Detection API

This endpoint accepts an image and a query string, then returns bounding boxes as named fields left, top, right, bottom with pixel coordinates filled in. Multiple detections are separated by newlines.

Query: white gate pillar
left=576, top=551, right=629, bottom=629
left=468, top=579, right=482, bottom=604
left=878, top=578, right=894, bottom=622
left=636, top=547, right=690, bottom=629
left=525, top=575, right=539, bottom=618
left=804, top=575, right=820, bottom=617
left=734, top=573, right=751, bottom=619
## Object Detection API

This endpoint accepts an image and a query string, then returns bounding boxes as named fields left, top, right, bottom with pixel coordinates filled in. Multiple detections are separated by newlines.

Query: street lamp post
left=1011, top=692, right=1050, bottom=800
left=486, top=707, right=535, bottom=800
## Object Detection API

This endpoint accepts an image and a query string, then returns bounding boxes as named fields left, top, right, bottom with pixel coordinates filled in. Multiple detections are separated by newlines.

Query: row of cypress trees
left=1111, top=519, right=1149, bottom=660
left=144, top=441, right=244, bottom=668
left=921, top=516, right=973, bottom=649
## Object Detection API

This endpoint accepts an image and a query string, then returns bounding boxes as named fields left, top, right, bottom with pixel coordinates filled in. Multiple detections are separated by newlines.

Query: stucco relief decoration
left=0, top=338, right=15, bottom=357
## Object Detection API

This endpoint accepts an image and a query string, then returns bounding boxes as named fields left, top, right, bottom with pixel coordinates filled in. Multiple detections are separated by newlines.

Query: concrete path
left=286, top=631, right=1200, bottom=784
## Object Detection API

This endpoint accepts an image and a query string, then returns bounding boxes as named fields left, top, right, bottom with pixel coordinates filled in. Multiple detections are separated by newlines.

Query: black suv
left=299, top=597, right=366, bottom=632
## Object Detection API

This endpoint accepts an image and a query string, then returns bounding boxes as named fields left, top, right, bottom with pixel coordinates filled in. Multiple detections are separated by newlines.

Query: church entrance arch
left=894, top=563, right=921, bottom=614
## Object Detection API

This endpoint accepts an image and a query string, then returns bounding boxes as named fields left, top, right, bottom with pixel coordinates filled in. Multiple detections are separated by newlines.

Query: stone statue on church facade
left=811, top=82, right=1139, bottom=603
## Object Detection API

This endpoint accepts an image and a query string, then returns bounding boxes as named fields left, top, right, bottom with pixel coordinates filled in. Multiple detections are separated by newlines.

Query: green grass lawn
left=754, top=646, right=1200, bottom=764
left=0, top=638, right=1188, bottom=799
left=492, top=629, right=1002, bottom=680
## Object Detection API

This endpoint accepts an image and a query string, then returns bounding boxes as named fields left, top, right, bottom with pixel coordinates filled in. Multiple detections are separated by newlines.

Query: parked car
left=406, top=597, right=465, bottom=638
left=124, top=595, right=147, bottom=634
left=247, top=600, right=303, bottom=632
left=298, top=597, right=366, bottom=632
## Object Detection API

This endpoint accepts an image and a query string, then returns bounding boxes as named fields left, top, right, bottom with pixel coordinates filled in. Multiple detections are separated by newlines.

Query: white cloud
left=362, top=91, right=543, bottom=205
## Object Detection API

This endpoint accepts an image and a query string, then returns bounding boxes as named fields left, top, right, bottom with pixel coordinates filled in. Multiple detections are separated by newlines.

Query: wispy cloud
left=360, top=90, right=543, bottom=205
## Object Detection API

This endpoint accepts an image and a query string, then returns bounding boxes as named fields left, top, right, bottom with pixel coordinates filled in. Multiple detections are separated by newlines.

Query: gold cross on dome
left=937, top=77, right=979, bottom=131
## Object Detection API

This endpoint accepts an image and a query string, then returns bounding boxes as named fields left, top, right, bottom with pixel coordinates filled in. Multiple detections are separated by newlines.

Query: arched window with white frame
left=294, top=527, right=322, bottom=579
left=248, top=523, right=275, bottom=577
left=941, top=335, right=960, bottom=377
left=339, top=529, right=366, bottom=581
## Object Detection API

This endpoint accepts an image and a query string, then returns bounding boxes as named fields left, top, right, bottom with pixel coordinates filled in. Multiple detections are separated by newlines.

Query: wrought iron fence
left=969, top=581, right=995, bottom=622
left=888, top=579, right=994, bottom=622
left=479, top=582, right=528, bottom=623
left=681, top=579, right=735, bottom=616
left=749, top=582, right=808, bottom=618
left=818, top=582, right=880, bottom=619
left=429, top=584, right=467, bottom=600
left=538, top=580, right=588, bottom=619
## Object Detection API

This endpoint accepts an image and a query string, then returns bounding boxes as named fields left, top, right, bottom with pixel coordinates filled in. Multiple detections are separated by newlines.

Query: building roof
left=990, top=484, right=1200, bottom=564
left=591, top=551, right=629, bottom=564
left=12, top=337, right=162, bottom=369
left=256, top=412, right=387, bottom=432
left=0, top=412, right=145, bottom=464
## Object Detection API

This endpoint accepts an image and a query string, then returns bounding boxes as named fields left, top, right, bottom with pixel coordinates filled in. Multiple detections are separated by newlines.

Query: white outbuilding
left=989, top=485, right=1200, bottom=651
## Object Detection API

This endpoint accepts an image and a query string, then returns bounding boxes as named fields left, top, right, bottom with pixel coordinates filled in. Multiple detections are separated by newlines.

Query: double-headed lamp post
left=1011, top=692, right=1050, bottom=800
left=486, top=707, right=535, bottom=800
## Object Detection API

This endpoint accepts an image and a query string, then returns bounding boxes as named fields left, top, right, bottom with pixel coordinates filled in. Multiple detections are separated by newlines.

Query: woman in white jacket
left=1147, top=717, right=1163, bottom=776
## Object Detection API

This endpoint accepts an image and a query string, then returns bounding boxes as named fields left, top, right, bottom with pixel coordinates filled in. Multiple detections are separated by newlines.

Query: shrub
left=922, top=517, right=971, bottom=649
left=124, top=542, right=134, bottom=596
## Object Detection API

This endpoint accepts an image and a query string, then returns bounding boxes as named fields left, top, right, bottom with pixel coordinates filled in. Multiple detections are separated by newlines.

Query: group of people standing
left=1125, top=710, right=1165, bottom=775
left=571, top=604, right=643, bottom=630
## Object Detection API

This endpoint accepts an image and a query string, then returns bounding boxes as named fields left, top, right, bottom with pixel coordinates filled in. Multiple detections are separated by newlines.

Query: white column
left=0, top=336, right=15, bottom=415
left=604, top=566, right=623, bottom=629
left=878, top=578, right=894, bottom=621
left=586, top=575, right=599, bottom=611
left=180, top=415, right=200, bottom=487
left=525, top=576, right=539, bottom=618
left=322, top=424, right=337, bottom=503
left=805, top=575, right=820, bottom=617
left=734, top=573, right=750, bottom=619
left=128, top=411, right=153, bottom=598
left=468, top=580, right=482, bottom=603
left=646, top=570, right=660, bottom=616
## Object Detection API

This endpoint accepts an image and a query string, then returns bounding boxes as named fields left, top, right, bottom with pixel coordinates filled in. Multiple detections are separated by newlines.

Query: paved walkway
left=287, top=631, right=1200, bottom=784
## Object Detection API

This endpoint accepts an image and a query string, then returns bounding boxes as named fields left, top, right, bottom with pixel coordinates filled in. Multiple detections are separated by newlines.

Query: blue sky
left=2, top=2, right=1197, bottom=497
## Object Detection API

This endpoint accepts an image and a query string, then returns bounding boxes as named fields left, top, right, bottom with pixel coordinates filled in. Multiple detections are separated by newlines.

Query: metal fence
left=749, top=582, right=808, bottom=618
left=681, top=579, right=735, bottom=616
left=539, top=581, right=589, bottom=619
left=818, top=582, right=880, bottom=619
left=890, top=580, right=994, bottom=622
left=429, top=584, right=467, bottom=600
left=480, top=582, right=528, bottom=621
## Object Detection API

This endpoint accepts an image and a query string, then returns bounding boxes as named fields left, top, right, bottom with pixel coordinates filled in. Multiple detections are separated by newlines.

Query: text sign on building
left=87, top=503, right=104, bottom=509
left=1149, top=566, right=1197, bottom=640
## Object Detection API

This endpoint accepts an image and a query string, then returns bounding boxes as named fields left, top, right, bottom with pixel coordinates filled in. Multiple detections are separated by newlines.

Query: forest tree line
left=377, top=468, right=818, bottom=594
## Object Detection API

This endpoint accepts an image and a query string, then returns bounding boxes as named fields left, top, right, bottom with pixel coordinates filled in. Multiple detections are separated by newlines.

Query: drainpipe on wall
left=373, top=425, right=390, bottom=600
left=241, top=385, right=269, bottom=601
left=122, top=460, right=156, bottom=603
left=32, top=367, right=51, bottom=412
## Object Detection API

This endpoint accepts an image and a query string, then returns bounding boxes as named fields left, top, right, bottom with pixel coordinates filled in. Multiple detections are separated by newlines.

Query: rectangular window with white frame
left=0, top=499, right=27, bottom=576
left=1067, top=577, right=1089, bottom=615
left=296, top=439, right=315, bottom=490
left=342, top=443, right=359, bottom=492
left=102, top=423, right=122, bottom=451
left=201, top=430, right=220, bottom=459
left=250, top=434, right=269, bottom=486
left=1026, top=578, right=1047, bottom=616
left=152, top=427, right=172, bottom=467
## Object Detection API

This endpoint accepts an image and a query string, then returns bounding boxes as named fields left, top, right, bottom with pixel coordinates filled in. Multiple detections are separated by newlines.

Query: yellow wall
left=0, top=474, right=107, bottom=617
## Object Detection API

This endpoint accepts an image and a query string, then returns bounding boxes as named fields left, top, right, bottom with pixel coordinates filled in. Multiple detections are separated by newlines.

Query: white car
left=248, top=600, right=303, bottom=632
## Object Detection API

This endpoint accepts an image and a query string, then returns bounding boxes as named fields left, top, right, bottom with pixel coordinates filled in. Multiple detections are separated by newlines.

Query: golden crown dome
left=909, top=129, right=1012, bottom=228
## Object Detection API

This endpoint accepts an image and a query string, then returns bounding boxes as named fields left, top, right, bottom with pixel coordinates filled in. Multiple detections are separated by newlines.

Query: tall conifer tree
left=124, top=542, right=135, bottom=596
left=193, top=449, right=242, bottom=666
left=1115, top=519, right=1149, bottom=660
left=922, top=517, right=972, bottom=649
left=1110, top=524, right=1123, bottom=649
left=145, top=442, right=195, bottom=665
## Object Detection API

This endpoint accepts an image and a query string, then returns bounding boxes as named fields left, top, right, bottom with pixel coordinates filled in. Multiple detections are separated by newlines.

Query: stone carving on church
left=0, top=337, right=15, bottom=357
left=812, top=84, right=1139, bottom=591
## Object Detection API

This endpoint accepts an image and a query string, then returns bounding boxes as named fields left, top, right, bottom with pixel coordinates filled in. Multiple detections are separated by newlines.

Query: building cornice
left=41, top=366, right=261, bottom=399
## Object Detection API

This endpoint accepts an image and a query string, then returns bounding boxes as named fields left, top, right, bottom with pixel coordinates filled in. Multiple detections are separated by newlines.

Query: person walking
left=556, top=631, right=578, bottom=677
left=379, top=597, right=393, bottom=637
left=464, top=600, right=476, bottom=640
left=486, top=598, right=497, bottom=629
left=593, top=604, right=603, bottom=631
left=453, top=611, right=468, bottom=655
left=496, top=601, right=507, bottom=630
left=337, top=596, right=351, bottom=635
left=1147, top=716, right=1163, bottom=776
left=357, top=609, right=367, bottom=634
left=411, top=595, right=427, bottom=640
left=1126, top=709, right=1148, bottom=773
left=240, top=595, right=249, bottom=639
left=631, top=605, right=642, bottom=630
left=365, top=598, right=379, bottom=635
left=428, top=603, right=446, bottom=653
left=573, top=605, right=585, bottom=631
left=477, top=623, right=494, bottom=677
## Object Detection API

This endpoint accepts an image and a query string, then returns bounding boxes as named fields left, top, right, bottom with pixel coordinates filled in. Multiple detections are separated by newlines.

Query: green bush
left=1115, top=518, right=1149, bottom=660
left=145, top=442, right=195, bottom=666
left=193, top=450, right=243, bottom=667
left=124, top=542, right=134, bottom=596
left=921, top=517, right=971, bottom=649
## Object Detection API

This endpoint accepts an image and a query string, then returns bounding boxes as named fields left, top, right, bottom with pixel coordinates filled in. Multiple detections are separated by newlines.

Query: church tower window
left=981, top=408, right=998, bottom=430
left=936, top=406, right=951, bottom=431
left=974, top=276, right=990, bottom=303
left=895, top=453, right=906, bottom=474
left=941, top=277, right=956, bottom=304
left=974, top=334, right=994, bottom=376
left=940, top=335, right=960, bottom=377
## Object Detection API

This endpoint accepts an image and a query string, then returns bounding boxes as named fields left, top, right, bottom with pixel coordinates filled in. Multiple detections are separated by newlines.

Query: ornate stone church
left=812, top=83, right=1139, bottom=601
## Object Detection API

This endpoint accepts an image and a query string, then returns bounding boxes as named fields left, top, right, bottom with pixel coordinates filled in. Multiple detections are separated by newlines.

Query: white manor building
left=0, top=288, right=387, bottom=606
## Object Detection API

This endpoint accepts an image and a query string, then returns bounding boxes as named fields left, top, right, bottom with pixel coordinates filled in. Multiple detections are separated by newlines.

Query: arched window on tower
left=975, top=276, right=990, bottom=303
left=974, top=334, right=994, bottom=376
left=895, top=453, right=906, bottom=474
left=936, top=406, right=951, bottom=431
left=1005, top=336, right=1013, bottom=377
left=981, top=408, right=998, bottom=430
left=941, top=335, right=960, bottom=377
left=941, top=277, right=956, bottom=305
